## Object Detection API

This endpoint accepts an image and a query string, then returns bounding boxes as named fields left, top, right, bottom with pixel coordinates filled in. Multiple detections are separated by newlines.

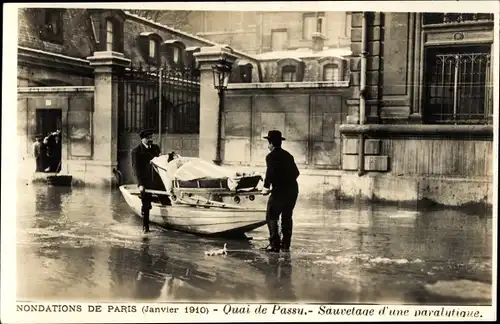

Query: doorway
left=36, top=109, right=62, bottom=172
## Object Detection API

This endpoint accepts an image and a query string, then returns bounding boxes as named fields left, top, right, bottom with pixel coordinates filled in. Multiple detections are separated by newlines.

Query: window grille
left=424, top=46, right=492, bottom=124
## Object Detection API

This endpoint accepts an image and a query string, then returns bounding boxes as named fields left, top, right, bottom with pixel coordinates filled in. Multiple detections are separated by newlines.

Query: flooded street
left=16, top=184, right=492, bottom=305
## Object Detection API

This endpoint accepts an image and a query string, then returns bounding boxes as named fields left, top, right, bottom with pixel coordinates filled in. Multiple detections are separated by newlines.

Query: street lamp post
left=211, top=59, right=232, bottom=166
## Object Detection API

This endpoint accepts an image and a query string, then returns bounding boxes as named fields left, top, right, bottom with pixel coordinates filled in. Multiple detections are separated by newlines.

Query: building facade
left=17, top=8, right=261, bottom=185
left=189, top=11, right=351, bottom=54
left=17, top=9, right=494, bottom=208
left=219, top=11, right=494, bottom=207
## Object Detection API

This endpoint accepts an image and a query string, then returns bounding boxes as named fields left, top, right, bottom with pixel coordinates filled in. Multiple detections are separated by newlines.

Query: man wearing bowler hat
left=131, top=128, right=169, bottom=233
left=261, top=130, right=300, bottom=253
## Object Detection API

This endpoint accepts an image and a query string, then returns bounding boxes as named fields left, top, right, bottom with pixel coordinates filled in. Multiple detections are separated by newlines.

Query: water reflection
left=16, top=185, right=492, bottom=304
left=136, top=240, right=169, bottom=300
left=263, top=254, right=295, bottom=302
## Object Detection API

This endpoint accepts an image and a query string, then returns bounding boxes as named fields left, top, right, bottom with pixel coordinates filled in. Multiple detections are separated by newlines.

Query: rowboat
left=119, top=184, right=267, bottom=237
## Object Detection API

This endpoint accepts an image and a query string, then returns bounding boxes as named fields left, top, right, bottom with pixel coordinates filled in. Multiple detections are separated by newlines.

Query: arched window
left=138, top=32, right=163, bottom=65
left=162, top=40, right=186, bottom=69
left=106, top=19, right=114, bottom=51
left=318, top=57, right=346, bottom=83
left=323, top=63, right=340, bottom=81
left=282, top=65, right=297, bottom=82
left=88, top=10, right=125, bottom=52
left=276, top=58, right=305, bottom=82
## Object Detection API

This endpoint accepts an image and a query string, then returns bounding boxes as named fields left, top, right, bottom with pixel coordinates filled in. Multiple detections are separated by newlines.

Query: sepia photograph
left=2, top=1, right=498, bottom=322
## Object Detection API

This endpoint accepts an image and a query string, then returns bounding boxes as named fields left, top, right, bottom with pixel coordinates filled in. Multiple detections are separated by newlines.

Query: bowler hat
left=263, top=130, right=286, bottom=141
left=139, top=128, right=155, bottom=139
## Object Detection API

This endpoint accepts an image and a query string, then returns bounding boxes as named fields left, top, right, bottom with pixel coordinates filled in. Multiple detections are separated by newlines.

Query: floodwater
left=15, top=184, right=493, bottom=305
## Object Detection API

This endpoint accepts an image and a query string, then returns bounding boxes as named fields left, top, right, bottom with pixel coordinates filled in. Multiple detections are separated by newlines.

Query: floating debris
left=204, top=243, right=227, bottom=256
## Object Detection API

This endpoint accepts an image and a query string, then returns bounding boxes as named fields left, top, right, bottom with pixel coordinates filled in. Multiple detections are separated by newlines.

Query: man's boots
left=142, top=210, right=150, bottom=233
left=264, top=220, right=280, bottom=253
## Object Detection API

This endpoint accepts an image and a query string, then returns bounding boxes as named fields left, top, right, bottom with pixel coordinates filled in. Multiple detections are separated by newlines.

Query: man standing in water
left=261, top=130, right=300, bottom=253
left=131, top=128, right=165, bottom=233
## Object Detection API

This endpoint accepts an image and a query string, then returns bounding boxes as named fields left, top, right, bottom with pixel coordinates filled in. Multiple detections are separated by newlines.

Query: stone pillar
left=87, top=51, right=130, bottom=186
left=194, top=46, right=238, bottom=162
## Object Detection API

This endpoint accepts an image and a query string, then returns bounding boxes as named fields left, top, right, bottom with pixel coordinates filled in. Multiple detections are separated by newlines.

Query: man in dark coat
left=261, top=130, right=300, bottom=253
left=131, top=128, right=167, bottom=233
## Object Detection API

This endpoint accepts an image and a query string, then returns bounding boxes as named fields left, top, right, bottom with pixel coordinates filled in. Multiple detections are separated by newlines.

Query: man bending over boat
left=261, top=130, right=300, bottom=253
left=131, top=128, right=171, bottom=233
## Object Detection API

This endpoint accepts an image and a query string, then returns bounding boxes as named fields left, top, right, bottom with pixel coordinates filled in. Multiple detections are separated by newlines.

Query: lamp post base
left=213, top=159, right=222, bottom=166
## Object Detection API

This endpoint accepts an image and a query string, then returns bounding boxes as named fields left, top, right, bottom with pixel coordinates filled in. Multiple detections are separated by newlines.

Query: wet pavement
left=16, top=184, right=492, bottom=305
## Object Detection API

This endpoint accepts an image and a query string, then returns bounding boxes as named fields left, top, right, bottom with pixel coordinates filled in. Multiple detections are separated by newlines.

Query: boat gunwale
left=119, top=185, right=266, bottom=212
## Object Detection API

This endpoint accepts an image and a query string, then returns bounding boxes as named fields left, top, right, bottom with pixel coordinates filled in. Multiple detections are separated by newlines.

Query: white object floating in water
left=424, top=279, right=491, bottom=301
left=204, top=243, right=228, bottom=256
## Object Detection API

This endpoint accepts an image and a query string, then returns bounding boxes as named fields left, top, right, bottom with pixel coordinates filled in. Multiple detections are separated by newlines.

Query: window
left=282, top=66, right=297, bottom=82
left=323, top=64, right=340, bottom=81
left=317, top=17, right=324, bottom=34
left=303, top=12, right=324, bottom=40
left=239, top=63, right=253, bottom=83
left=149, top=39, right=156, bottom=59
left=271, top=29, right=288, bottom=51
left=106, top=20, right=114, bottom=51
left=172, top=47, right=180, bottom=64
left=139, top=32, right=163, bottom=65
left=162, top=40, right=186, bottom=68
left=424, top=45, right=492, bottom=124
left=41, top=9, right=63, bottom=43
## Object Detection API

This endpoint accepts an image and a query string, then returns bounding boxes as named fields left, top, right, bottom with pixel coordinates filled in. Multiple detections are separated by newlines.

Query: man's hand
left=261, top=187, right=271, bottom=196
left=138, top=185, right=145, bottom=193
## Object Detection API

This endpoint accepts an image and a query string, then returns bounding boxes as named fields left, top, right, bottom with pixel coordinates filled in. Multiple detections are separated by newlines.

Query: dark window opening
left=281, top=65, right=297, bottom=82
left=41, top=9, right=63, bottom=43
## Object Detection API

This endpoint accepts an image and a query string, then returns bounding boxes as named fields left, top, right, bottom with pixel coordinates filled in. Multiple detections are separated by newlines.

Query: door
left=36, top=109, right=62, bottom=136
left=36, top=109, right=62, bottom=172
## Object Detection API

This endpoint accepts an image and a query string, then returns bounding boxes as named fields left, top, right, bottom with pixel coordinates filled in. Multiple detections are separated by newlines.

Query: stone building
left=17, top=8, right=494, bottom=208
left=187, top=11, right=352, bottom=85
left=17, top=8, right=260, bottom=185
left=189, top=11, right=352, bottom=54
left=218, top=11, right=494, bottom=207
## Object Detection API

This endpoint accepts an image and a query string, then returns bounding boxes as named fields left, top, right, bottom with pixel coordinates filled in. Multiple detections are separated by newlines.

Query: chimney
left=312, top=32, right=326, bottom=52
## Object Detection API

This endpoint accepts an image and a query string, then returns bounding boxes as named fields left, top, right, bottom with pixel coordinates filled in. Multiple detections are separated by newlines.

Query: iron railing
left=425, top=48, right=492, bottom=124
left=117, top=63, right=200, bottom=134
left=423, top=13, right=494, bottom=25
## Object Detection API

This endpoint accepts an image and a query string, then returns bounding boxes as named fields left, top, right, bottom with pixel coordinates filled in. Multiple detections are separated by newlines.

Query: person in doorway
left=131, top=129, right=170, bottom=233
left=261, top=130, right=300, bottom=253
left=42, top=133, right=53, bottom=172
left=52, top=130, right=62, bottom=172
left=33, top=134, right=44, bottom=172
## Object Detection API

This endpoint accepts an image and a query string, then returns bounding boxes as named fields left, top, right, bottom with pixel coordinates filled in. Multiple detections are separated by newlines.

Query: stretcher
left=150, top=154, right=265, bottom=204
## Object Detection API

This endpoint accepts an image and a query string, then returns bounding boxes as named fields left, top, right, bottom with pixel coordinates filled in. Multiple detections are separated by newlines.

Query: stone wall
left=18, top=8, right=96, bottom=59
left=222, top=83, right=350, bottom=169
left=17, top=63, right=94, bottom=87
left=17, top=87, right=97, bottom=184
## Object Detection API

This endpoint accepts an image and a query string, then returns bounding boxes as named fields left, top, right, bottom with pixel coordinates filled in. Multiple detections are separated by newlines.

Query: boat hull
left=119, top=185, right=267, bottom=236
